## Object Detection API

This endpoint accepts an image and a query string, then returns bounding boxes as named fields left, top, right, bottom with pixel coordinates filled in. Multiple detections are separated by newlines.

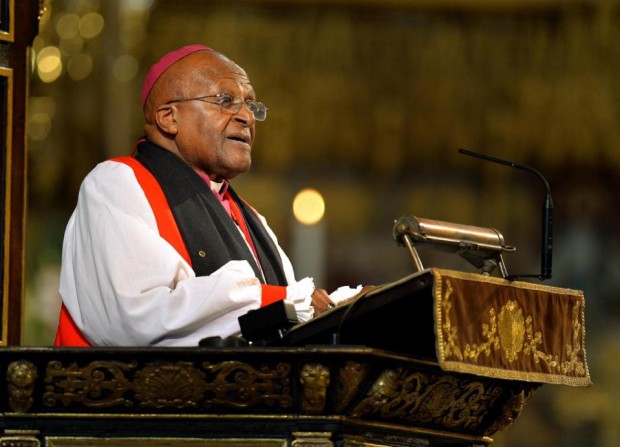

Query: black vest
left=134, top=141, right=288, bottom=286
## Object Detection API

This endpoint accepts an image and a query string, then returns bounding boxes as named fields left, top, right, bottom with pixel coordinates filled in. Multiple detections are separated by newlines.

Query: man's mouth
left=227, top=134, right=250, bottom=145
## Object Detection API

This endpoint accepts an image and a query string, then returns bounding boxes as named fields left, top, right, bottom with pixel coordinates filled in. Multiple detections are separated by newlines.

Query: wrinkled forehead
left=198, top=55, right=253, bottom=89
left=169, top=52, right=255, bottom=96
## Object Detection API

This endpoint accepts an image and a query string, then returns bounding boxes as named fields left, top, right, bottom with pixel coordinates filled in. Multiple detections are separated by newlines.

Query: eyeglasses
left=166, top=94, right=268, bottom=121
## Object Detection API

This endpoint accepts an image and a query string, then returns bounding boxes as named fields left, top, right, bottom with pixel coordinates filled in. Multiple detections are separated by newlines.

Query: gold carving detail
left=484, top=388, right=536, bottom=435
left=42, top=360, right=293, bottom=410
left=201, top=360, right=293, bottom=409
left=133, top=361, right=206, bottom=408
left=7, top=361, right=38, bottom=413
left=45, top=438, right=287, bottom=447
left=350, top=368, right=502, bottom=431
left=292, top=432, right=334, bottom=447
left=334, top=361, right=367, bottom=413
left=299, top=363, right=330, bottom=414
left=43, top=360, right=136, bottom=408
left=0, top=430, right=40, bottom=447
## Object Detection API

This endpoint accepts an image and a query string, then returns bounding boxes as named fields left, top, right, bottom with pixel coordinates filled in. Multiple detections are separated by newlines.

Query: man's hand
left=311, top=288, right=334, bottom=317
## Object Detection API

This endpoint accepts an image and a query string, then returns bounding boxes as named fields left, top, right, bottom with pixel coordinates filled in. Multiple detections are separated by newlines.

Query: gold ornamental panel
left=42, top=359, right=294, bottom=411
left=45, top=438, right=287, bottom=447
left=291, top=432, right=334, bottom=447
left=350, top=367, right=503, bottom=432
left=333, top=361, right=368, bottom=413
left=7, top=360, right=38, bottom=412
left=0, top=429, right=40, bottom=447
left=432, top=269, right=591, bottom=386
left=299, top=363, right=330, bottom=414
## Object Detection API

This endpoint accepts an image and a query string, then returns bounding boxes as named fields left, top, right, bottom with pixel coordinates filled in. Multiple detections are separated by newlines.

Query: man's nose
left=235, top=102, right=255, bottom=126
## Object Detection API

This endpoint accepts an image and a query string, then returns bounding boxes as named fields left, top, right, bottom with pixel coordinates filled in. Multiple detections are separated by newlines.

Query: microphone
left=458, top=148, right=553, bottom=280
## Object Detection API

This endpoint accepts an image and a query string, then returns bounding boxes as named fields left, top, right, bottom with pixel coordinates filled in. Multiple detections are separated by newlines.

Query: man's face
left=162, top=52, right=257, bottom=181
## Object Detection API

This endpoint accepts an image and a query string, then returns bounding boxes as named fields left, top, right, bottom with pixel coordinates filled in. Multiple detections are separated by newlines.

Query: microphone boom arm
left=458, top=148, right=553, bottom=280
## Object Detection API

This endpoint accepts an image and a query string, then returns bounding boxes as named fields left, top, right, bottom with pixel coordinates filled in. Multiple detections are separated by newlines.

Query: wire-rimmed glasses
left=166, top=93, right=268, bottom=121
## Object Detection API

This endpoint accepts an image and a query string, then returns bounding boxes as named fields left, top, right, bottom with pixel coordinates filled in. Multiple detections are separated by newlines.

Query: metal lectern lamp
left=393, top=215, right=515, bottom=278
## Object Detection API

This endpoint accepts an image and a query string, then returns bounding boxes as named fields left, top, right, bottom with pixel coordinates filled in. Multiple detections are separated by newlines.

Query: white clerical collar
left=210, top=180, right=223, bottom=193
left=196, top=170, right=229, bottom=197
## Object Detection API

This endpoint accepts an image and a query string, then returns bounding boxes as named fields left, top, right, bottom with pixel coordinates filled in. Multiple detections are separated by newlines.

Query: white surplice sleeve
left=59, top=161, right=311, bottom=346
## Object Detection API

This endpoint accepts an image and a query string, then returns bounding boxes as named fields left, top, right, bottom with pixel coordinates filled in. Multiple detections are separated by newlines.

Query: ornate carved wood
left=0, top=346, right=539, bottom=446
left=0, top=0, right=41, bottom=345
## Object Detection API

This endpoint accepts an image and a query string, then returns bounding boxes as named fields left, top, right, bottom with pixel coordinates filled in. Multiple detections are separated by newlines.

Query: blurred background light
left=56, top=13, right=80, bottom=39
left=59, top=35, right=84, bottom=57
left=112, top=54, right=139, bottom=82
left=79, top=12, right=105, bottom=39
left=28, top=113, right=53, bottom=142
left=293, top=188, right=326, bottom=225
left=36, top=46, right=62, bottom=83
left=67, top=53, right=93, bottom=80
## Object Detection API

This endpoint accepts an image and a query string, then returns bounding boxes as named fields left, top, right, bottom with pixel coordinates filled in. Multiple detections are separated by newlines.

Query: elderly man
left=55, top=45, right=335, bottom=346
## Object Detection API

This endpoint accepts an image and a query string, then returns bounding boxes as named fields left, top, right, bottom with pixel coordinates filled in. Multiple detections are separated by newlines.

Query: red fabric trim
left=260, top=284, right=286, bottom=307
left=55, top=156, right=192, bottom=346
left=115, top=156, right=192, bottom=264
left=54, top=303, right=90, bottom=347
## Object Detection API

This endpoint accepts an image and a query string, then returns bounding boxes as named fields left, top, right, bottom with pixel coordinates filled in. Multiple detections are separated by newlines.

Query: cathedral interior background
left=23, top=1, right=620, bottom=445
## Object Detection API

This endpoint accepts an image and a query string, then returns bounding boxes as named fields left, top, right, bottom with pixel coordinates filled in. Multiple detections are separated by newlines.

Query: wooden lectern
left=0, top=269, right=591, bottom=447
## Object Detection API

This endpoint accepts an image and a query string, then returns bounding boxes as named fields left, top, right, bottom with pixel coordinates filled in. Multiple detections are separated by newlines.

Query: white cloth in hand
left=329, top=285, right=363, bottom=304
left=285, top=277, right=315, bottom=322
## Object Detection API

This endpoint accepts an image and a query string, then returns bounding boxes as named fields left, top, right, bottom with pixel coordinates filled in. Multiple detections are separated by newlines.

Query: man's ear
left=155, top=105, right=178, bottom=135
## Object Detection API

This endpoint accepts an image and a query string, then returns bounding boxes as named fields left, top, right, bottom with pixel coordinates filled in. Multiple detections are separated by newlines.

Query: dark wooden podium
left=0, top=269, right=591, bottom=447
